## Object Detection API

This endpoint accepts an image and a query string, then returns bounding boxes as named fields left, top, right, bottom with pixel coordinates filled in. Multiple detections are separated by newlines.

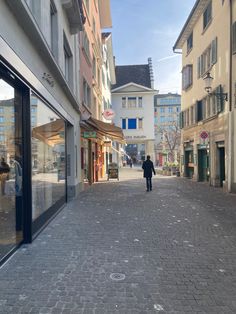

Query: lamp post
left=203, top=72, right=228, bottom=101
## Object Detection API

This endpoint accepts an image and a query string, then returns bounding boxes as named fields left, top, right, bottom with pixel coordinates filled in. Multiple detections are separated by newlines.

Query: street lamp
left=203, top=72, right=228, bottom=101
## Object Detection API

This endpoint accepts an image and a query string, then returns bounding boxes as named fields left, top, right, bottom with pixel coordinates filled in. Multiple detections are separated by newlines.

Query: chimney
left=148, top=57, right=154, bottom=89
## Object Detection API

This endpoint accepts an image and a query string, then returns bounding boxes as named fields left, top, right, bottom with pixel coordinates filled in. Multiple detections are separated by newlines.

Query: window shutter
left=216, top=85, right=224, bottom=112
left=179, top=111, right=184, bottom=129
left=211, top=37, right=217, bottom=64
left=233, top=22, right=236, bottom=54
left=197, top=57, right=201, bottom=78
left=197, top=101, right=203, bottom=121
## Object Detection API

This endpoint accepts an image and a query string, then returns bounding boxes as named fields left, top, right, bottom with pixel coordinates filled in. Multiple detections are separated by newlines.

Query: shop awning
left=80, top=117, right=124, bottom=142
left=32, top=119, right=65, bottom=146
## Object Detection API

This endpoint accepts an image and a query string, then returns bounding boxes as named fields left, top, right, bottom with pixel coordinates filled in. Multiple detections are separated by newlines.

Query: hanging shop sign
left=102, top=109, right=115, bottom=120
left=83, top=131, right=97, bottom=138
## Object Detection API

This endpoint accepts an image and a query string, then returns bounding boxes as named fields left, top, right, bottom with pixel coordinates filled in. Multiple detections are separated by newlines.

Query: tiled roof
left=112, top=64, right=151, bottom=90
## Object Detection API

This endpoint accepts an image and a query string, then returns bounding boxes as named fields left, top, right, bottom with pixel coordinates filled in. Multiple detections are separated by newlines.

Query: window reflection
left=0, top=78, right=23, bottom=260
left=31, top=93, right=66, bottom=221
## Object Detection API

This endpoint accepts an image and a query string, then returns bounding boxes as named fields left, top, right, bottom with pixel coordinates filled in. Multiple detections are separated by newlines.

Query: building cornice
left=173, top=0, right=210, bottom=51
left=111, top=82, right=157, bottom=93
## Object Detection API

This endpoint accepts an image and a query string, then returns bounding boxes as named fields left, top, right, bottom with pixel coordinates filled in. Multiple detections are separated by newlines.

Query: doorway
left=218, top=147, right=225, bottom=187
left=198, top=149, right=208, bottom=181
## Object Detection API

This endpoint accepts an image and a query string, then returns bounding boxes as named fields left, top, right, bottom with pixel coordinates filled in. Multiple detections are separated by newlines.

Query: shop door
left=219, top=147, right=225, bottom=187
left=0, top=69, right=23, bottom=261
left=198, top=149, right=208, bottom=181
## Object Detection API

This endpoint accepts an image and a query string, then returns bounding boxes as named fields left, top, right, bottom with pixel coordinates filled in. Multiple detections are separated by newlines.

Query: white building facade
left=112, top=60, right=157, bottom=164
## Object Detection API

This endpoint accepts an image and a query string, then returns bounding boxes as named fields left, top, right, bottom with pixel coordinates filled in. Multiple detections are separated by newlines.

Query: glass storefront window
left=31, top=93, right=66, bottom=221
left=0, top=76, right=23, bottom=260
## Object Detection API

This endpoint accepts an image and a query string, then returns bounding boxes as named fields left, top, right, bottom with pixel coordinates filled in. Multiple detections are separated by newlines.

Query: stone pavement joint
left=1, top=168, right=236, bottom=313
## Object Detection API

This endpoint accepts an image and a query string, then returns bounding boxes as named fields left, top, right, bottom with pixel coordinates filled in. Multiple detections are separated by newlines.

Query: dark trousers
left=146, top=177, right=152, bottom=191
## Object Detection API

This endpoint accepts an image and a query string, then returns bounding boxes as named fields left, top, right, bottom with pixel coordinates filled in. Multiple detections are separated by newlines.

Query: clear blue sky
left=108, top=0, right=196, bottom=94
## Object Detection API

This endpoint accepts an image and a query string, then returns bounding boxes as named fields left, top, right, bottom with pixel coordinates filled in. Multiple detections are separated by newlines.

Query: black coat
left=142, top=159, right=155, bottom=178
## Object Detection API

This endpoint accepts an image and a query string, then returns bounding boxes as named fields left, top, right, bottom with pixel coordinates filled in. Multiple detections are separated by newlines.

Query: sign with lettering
left=83, top=131, right=97, bottom=138
left=102, top=109, right=115, bottom=120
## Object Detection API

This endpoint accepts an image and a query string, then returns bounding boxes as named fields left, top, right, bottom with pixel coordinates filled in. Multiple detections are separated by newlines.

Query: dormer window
left=203, top=1, right=212, bottom=30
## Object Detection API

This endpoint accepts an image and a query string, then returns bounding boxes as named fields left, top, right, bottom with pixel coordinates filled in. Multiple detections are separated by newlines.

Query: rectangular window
left=0, top=134, right=5, bottom=142
left=138, top=97, right=142, bottom=108
left=160, top=107, right=165, bottom=113
left=128, top=97, right=137, bottom=108
left=203, top=1, right=212, bottom=30
left=198, top=38, right=218, bottom=77
left=182, top=64, right=193, bottom=90
left=30, top=93, right=66, bottom=222
left=50, top=0, right=58, bottom=59
left=128, top=118, right=136, bottom=129
left=63, top=33, right=73, bottom=86
left=83, top=79, right=91, bottom=107
left=122, top=119, right=126, bottom=129
left=122, top=97, right=126, bottom=108
left=138, top=118, right=143, bottom=129
left=0, top=116, right=4, bottom=123
left=232, top=21, right=236, bottom=54
left=168, top=107, right=173, bottom=113
left=187, top=32, right=193, bottom=53
left=0, top=107, right=3, bottom=113
left=160, top=116, right=165, bottom=123
left=82, top=31, right=91, bottom=62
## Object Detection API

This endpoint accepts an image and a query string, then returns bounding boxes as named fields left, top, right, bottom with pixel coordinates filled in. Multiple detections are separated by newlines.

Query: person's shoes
left=146, top=189, right=149, bottom=192
left=150, top=189, right=152, bottom=191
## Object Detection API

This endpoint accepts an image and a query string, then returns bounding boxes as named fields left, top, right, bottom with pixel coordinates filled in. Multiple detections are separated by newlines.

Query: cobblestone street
left=1, top=168, right=236, bottom=314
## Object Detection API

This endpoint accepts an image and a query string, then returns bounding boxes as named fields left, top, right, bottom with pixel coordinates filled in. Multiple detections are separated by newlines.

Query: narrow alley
left=1, top=168, right=236, bottom=314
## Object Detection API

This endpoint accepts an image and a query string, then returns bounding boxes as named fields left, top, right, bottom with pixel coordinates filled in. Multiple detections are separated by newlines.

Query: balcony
left=61, top=0, right=85, bottom=34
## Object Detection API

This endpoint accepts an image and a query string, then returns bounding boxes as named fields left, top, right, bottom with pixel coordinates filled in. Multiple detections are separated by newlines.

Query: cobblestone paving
left=1, top=168, right=236, bottom=314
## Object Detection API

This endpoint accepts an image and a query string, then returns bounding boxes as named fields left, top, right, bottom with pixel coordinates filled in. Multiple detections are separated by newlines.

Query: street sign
left=200, top=130, right=209, bottom=140
left=83, top=131, right=97, bottom=138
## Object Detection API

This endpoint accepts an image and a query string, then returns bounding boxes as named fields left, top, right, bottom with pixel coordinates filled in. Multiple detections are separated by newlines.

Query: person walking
left=142, top=155, right=156, bottom=191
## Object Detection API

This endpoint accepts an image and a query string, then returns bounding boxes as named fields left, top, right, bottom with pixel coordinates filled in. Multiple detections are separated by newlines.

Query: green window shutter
left=197, top=100, right=203, bottom=121
left=179, top=111, right=184, bottom=129
left=216, top=85, right=224, bottom=112
left=211, top=37, right=217, bottom=65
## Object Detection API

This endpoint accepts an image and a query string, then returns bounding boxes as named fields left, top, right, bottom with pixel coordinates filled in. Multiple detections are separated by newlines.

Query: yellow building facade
left=174, top=0, right=235, bottom=191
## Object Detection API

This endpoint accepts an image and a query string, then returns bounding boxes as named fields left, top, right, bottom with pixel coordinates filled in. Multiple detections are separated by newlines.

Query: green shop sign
left=83, top=131, right=97, bottom=138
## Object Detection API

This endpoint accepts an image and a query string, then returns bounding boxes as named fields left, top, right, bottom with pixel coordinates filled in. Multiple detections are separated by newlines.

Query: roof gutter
left=173, top=0, right=201, bottom=51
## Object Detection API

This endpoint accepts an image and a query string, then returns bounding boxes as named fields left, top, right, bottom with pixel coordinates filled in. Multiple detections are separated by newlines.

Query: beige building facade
left=174, top=0, right=234, bottom=191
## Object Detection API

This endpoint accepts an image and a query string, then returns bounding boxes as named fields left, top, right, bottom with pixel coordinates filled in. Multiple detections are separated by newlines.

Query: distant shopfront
left=0, top=61, right=67, bottom=264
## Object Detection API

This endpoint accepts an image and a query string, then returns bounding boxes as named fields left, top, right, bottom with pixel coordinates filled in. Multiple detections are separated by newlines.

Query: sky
left=107, top=0, right=196, bottom=94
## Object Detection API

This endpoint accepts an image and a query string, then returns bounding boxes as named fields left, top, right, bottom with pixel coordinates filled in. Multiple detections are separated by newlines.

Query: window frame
left=203, top=1, right=212, bottom=31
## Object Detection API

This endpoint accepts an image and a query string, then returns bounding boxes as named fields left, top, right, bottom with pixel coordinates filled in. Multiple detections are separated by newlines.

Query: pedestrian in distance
left=142, top=155, right=156, bottom=192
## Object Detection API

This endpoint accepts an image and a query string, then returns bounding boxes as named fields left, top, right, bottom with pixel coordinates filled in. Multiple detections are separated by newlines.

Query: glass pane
left=0, top=78, right=23, bottom=260
left=31, top=93, right=66, bottom=221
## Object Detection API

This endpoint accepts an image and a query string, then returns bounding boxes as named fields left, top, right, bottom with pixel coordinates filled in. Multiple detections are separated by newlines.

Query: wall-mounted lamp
left=203, top=72, right=228, bottom=101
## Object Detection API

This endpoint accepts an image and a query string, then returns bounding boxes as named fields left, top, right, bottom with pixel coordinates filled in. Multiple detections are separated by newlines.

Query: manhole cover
left=110, top=273, right=126, bottom=281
